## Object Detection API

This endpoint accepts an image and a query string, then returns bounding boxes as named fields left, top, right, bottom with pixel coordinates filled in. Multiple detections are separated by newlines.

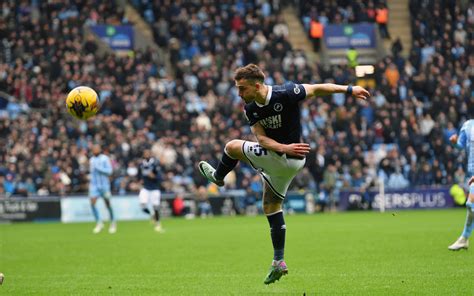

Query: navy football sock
left=142, top=207, right=151, bottom=215
left=153, top=207, right=160, bottom=222
left=266, top=211, right=286, bottom=261
left=214, top=151, right=238, bottom=181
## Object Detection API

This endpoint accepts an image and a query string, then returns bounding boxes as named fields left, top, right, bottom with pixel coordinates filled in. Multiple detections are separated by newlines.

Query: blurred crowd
left=298, top=0, right=387, bottom=26
left=298, top=0, right=391, bottom=44
left=1, top=1, right=473, bottom=208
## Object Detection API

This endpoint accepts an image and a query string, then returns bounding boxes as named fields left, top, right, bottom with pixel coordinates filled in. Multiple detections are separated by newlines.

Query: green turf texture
left=1, top=209, right=473, bottom=295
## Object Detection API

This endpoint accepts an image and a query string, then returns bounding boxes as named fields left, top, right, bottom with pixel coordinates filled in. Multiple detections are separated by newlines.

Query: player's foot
left=264, top=260, right=288, bottom=285
left=93, top=222, right=104, bottom=234
left=448, top=236, right=469, bottom=251
left=108, top=222, right=117, bottom=234
left=154, top=224, right=164, bottom=233
left=198, top=161, right=224, bottom=186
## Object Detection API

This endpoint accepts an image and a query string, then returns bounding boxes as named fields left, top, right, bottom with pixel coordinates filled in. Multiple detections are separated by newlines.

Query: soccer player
left=448, top=121, right=474, bottom=250
left=198, top=64, right=369, bottom=284
left=138, top=149, right=164, bottom=232
left=89, top=144, right=116, bottom=234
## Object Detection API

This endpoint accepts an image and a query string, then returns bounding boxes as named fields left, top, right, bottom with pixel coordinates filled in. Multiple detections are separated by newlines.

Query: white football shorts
left=139, top=189, right=161, bottom=206
left=241, top=141, right=305, bottom=199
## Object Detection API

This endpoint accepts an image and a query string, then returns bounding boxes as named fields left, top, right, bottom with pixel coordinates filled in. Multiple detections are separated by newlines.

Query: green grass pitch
left=1, top=209, right=473, bottom=295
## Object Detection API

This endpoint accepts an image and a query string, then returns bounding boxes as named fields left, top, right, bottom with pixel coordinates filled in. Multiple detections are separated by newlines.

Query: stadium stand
left=1, top=0, right=473, bottom=210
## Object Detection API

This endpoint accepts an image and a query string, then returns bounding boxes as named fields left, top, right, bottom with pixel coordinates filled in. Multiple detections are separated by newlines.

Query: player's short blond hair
left=234, top=64, right=265, bottom=82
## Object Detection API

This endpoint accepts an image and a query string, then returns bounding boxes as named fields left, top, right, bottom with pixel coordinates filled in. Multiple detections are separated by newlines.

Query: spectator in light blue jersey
left=89, top=144, right=116, bottom=234
left=448, top=120, right=474, bottom=250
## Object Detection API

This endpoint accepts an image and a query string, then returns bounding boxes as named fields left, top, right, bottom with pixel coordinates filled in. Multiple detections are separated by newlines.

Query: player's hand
left=449, top=134, right=458, bottom=145
left=352, top=86, right=370, bottom=101
left=148, top=172, right=156, bottom=178
left=468, top=176, right=474, bottom=186
left=283, top=143, right=311, bottom=158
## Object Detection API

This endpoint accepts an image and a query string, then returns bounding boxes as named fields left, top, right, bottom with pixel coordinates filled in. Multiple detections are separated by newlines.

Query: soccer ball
left=65, top=86, right=100, bottom=120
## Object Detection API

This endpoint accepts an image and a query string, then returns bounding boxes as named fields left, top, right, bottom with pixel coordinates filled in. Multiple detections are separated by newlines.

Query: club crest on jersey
left=273, top=103, right=283, bottom=112
left=293, top=85, right=301, bottom=94
left=253, top=112, right=259, bottom=118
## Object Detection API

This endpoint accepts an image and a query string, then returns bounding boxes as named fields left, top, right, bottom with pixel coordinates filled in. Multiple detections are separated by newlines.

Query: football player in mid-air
left=138, top=149, right=164, bottom=232
left=199, top=64, right=369, bottom=284
left=448, top=120, right=474, bottom=250
left=89, top=144, right=116, bottom=234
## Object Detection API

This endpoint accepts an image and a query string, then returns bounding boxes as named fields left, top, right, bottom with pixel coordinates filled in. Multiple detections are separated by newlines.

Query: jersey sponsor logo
left=259, top=114, right=282, bottom=129
left=273, top=103, right=283, bottom=112
left=294, top=85, right=301, bottom=94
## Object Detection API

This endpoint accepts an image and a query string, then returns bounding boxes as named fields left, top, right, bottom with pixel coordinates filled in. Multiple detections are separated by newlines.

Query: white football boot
left=93, top=222, right=104, bottom=234
left=154, top=223, right=164, bottom=233
left=448, top=236, right=469, bottom=251
left=198, top=161, right=224, bottom=186
left=108, top=222, right=117, bottom=234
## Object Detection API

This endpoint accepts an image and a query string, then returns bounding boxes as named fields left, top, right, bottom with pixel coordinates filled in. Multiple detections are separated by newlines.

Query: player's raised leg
left=262, top=182, right=288, bottom=285
left=90, top=196, right=103, bottom=234
left=449, top=191, right=474, bottom=250
left=198, top=139, right=247, bottom=186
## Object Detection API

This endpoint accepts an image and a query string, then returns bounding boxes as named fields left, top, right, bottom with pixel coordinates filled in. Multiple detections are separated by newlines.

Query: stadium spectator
left=309, top=18, right=323, bottom=51
left=391, top=37, right=403, bottom=58
left=375, top=3, right=390, bottom=39
left=196, top=186, right=212, bottom=218
left=387, top=166, right=410, bottom=189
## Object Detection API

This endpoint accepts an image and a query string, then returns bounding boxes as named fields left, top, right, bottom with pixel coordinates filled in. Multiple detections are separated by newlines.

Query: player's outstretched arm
left=302, top=83, right=370, bottom=101
left=251, top=123, right=310, bottom=158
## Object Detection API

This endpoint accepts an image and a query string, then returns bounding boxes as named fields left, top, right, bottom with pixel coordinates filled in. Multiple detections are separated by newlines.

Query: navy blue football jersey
left=138, top=157, right=162, bottom=190
left=244, top=82, right=306, bottom=145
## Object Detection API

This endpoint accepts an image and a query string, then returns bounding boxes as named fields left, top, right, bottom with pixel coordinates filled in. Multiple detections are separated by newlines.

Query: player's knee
left=224, top=140, right=243, bottom=159
left=263, top=201, right=282, bottom=215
